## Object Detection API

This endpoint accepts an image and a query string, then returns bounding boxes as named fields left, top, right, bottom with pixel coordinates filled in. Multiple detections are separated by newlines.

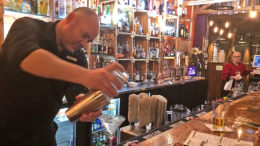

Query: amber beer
left=213, top=117, right=225, bottom=129
left=212, top=101, right=229, bottom=130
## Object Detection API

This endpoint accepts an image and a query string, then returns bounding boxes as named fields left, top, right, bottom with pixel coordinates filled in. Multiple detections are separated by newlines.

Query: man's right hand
left=230, top=76, right=241, bottom=80
left=82, top=63, right=125, bottom=98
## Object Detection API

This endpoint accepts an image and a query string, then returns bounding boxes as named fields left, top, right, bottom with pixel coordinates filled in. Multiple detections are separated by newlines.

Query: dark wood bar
left=75, top=79, right=208, bottom=145
left=119, top=79, right=208, bottom=127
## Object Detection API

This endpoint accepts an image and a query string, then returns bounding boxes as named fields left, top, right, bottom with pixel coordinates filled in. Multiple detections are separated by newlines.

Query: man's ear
left=65, top=13, right=76, bottom=24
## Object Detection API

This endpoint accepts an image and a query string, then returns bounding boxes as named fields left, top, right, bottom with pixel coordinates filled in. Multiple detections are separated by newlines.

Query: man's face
left=232, top=52, right=241, bottom=64
left=61, top=14, right=99, bottom=52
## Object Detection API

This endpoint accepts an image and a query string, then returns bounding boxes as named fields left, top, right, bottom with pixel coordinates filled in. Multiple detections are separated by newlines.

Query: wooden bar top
left=136, top=92, right=260, bottom=146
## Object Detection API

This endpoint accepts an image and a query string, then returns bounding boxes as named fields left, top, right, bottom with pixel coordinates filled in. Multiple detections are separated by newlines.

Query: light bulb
left=209, top=20, right=214, bottom=26
left=225, top=22, right=230, bottom=28
left=228, top=32, right=232, bottom=39
left=220, top=29, right=224, bottom=35
left=249, top=10, right=257, bottom=18
left=214, top=26, right=218, bottom=33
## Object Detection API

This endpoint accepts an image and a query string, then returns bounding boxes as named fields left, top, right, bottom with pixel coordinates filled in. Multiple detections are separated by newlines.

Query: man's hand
left=75, top=94, right=102, bottom=122
left=230, top=76, right=241, bottom=80
left=82, top=63, right=125, bottom=97
left=250, top=71, right=256, bottom=76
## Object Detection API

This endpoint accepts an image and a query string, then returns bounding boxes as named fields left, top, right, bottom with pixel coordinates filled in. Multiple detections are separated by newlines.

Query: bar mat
left=205, top=123, right=234, bottom=132
left=183, top=130, right=253, bottom=146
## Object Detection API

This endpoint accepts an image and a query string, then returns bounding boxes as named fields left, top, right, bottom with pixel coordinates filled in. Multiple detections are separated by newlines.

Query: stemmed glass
left=99, top=114, right=125, bottom=146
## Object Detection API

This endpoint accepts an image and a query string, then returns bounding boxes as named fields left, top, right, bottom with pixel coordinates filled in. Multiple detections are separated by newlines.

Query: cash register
left=251, top=55, right=260, bottom=81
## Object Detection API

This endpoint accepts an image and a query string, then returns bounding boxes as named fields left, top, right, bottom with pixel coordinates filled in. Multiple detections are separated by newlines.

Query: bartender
left=222, top=52, right=255, bottom=96
left=0, top=7, right=124, bottom=145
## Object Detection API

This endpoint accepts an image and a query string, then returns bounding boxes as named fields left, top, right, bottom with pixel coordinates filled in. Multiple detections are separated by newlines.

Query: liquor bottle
left=54, top=0, right=59, bottom=18
left=133, top=40, right=137, bottom=58
left=117, top=42, right=123, bottom=58
left=29, top=0, right=37, bottom=14
left=103, top=5, right=111, bottom=26
left=66, top=0, right=72, bottom=15
left=59, top=0, right=66, bottom=19
left=155, top=43, right=159, bottom=58
left=179, top=24, right=184, bottom=38
left=125, top=41, right=130, bottom=58
left=108, top=41, right=113, bottom=55
left=185, top=25, right=189, bottom=39
left=103, top=40, right=108, bottom=55
left=96, top=137, right=102, bottom=146
left=40, top=0, right=48, bottom=16
left=132, top=0, right=136, bottom=7
left=21, top=0, right=31, bottom=13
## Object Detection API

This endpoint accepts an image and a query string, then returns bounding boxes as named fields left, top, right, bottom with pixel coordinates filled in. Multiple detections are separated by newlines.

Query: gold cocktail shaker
left=65, top=70, right=128, bottom=122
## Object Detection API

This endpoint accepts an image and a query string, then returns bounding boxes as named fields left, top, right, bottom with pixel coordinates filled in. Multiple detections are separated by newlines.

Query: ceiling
left=208, top=13, right=260, bottom=35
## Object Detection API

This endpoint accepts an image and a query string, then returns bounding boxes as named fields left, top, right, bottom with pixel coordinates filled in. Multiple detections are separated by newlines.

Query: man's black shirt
left=0, top=17, right=87, bottom=144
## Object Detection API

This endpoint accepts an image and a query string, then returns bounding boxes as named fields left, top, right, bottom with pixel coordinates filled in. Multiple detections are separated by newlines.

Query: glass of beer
left=212, top=101, right=230, bottom=130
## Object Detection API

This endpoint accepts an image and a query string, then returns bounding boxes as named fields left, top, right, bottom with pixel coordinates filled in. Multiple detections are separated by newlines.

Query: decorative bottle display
left=117, top=10, right=130, bottom=32
left=179, top=24, right=189, bottom=38
left=133, top=40, right=146, bottom=59
left=148, top=42, right=159, bottom=59
left=166, top=1, right=175, bottom=15
left=101, top=5, right=111, bottom=26
left=163, top=42, right=175, bottom=57
left=165, top=19, right=176, bottom=36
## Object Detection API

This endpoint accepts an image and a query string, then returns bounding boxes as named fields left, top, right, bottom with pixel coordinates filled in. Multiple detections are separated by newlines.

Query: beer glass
left=212, top=101, right=229, bottom=131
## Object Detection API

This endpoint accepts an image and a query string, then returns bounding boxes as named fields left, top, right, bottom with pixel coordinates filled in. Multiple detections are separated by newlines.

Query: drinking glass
left=100, top=114, right=125, bottom=146
left=212, top=101, right=230, bottom=131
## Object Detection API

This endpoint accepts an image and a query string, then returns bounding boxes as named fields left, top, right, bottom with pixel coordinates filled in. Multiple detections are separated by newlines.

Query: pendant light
left=238, top=36, right=246, bottom=44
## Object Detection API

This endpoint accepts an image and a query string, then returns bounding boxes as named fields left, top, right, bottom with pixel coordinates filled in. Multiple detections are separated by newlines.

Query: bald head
left=71, top=7, right=98, bottom=22
left=56, top=7, right=100, bottom=52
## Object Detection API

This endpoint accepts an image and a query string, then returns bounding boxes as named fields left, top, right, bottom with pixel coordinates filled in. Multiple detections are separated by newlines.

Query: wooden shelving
left=164, top=56, right=176, bottom=60
left=87, top=1, right=195, bottom=81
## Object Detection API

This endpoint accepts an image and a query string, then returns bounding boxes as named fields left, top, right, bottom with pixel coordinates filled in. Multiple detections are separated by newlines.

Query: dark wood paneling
left=207, top=62, right=224, bottom=101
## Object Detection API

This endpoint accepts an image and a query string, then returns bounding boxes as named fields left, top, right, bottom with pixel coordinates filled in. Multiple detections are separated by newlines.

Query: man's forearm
left=20, top=49, right=88, bottom=86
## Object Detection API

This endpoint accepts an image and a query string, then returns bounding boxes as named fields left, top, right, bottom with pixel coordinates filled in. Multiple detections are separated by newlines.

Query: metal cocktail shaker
left=65, top=70, right=128, bottom=122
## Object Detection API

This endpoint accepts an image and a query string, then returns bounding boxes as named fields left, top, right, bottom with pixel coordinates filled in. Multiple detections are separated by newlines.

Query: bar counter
left=129, top=91, right=260, bottom=146
left=117, top=77, right=206, bottom=95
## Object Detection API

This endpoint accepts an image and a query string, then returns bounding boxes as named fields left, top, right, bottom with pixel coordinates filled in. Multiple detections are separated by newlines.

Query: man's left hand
left=75, top=93, right=102, bottom=122
left=79, top=109, right=102, bottom=122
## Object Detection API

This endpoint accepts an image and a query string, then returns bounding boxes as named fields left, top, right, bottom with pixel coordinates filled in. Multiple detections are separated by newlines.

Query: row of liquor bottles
left=163, top=43, right=175, bottom=57
left=91, top=109, right=117, bottom=132
left=90, top=40, right=177, bottom=61
left=117, top=40, right=160, bottom=59
left=91, top=131, right=117, bottom=146
left=90, top=41, right=114, bottom=55
left=165, top=22, right=189, bottom=39
left=4, top=0, right=86, bottom=18
left=165, top=19, right=189, bottom=38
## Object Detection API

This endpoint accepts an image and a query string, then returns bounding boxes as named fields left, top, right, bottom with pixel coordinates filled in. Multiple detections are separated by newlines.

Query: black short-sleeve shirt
left=0, top=17, right=87, bottom=140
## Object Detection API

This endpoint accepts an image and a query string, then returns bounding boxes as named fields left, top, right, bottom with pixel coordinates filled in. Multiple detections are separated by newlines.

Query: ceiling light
left=251, top=40, right=259, bottom=46
left=225, top=22, right=230, bottom=28
left=220, top=29, right=224, bottom=35
left=209, top=20, right=214, bottom=26
left=249, top=8, right=257, bottom=18
left=214, top=26, right=218, bottom=33
left=237, top=36, right=246, bottom=44
left=228, top=32, right=232, bottom=39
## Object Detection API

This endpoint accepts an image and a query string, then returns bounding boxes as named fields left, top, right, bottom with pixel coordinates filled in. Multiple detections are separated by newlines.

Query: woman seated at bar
left=221, top=51, right=255, bottom=97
